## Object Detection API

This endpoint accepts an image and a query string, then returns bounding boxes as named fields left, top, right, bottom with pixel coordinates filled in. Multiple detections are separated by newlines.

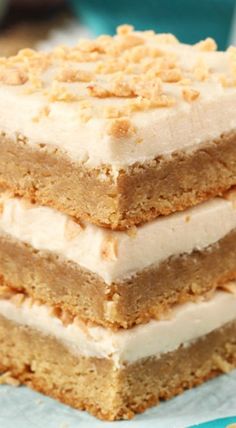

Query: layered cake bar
left=1, top=190, right=236, bottom=328
left=1, top=26, right=236, bottom=422
left=0, top=26, right=236, bottom=229
left=1, top=284, right=236, bottom=420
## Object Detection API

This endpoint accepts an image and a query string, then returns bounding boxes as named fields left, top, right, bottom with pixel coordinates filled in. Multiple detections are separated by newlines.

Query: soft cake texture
left=1, top=287, right=236, bottom=420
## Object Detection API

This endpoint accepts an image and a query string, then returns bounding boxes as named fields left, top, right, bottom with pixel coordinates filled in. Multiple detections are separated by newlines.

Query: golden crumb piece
left=96, top=59, right=127, bottom=74
left=101, top=236, right=118, bottom=261
left=194, top=37, right=217, bottom=51
left=121, top=44, right=164, bottom=63
left=126, top=226, right=137, bottom=237
left=17, top=48, right=37, bottom=58
left=56, top=68, right=93, bottom=83
left=76, top=39, right=99, bottom=53
left=0, top=372, right=20, bottom=387
left=128, top=93, right=175, bottom=111
left=193, top=58, right=209, bottom=81
left=182, top=87, right=200, bottom=102
left=47, top=81, right=79, bottom=102
left=219, top=74, right=236, bottom=88
left=117, top=24, right=134, bottom=36
left=142, top=79, right=162, bottom=99
left=87, top=83, right=111, bottom=98
left=107, top=118, right=136, bottom=138
left=161, top=68, right=182, bottom=83
left=212, top=354, right=233, bottom=373
left=110, top=77, right=135, bottom=97
left=179, top=78, right=192, bottom=86
left=0, top=67, right=28, bottom=85
left=226, top=424, right=236, bottom=428
left=53, top=45, right=69, bottom=60
left=64, top=218, right=82, bottom=240
left=151, top=94, right=176, bottom=108
left=16, top=49, right=50, bottom=72
left=28, top=71, right=43, bottom=90
left=32, top=105, right=50, bottom=123
left=10, top=293, right=25, bottom=307
left=117, top=34, right=144, bottom=52
left=60, top=309, right=74, bottom=327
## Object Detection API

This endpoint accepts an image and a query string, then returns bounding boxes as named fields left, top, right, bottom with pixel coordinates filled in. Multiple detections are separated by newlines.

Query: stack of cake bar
left=1, top=25, right=236, bottom=420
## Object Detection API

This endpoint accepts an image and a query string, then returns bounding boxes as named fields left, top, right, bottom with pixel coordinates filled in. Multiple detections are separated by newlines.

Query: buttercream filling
left=0, top=285, right=236, bottom=367
left=0, top=192, right=236, bottom=284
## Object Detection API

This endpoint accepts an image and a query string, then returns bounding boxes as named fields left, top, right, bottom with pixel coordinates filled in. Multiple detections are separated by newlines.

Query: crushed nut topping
left=117, top=24, right=134, bottom=36
left=56, top=68, right=93, bottom=83
left=194, top=37, right=217, bottom=51
left=47, top=81, right=79, bottom=102
left=64, top=218, right=82, bottom=240
left=0, top=67, right=28, bottom=85
left=32, top=105, right=50, bottom=123
left=106, top=118, right=136, bottom=138
left=212, top=354, right=233, bottom=373
left=160, top=68, right=182, bottom=83
left=0, top=26, right=232, bottom=120
left=182, top=87, right=200, bottom=102
left=101, top=236, right=118, bottom=261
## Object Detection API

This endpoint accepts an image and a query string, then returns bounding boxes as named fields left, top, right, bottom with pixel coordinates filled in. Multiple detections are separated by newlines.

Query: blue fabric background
left=1, top=370, right=236, bottom=428
left=70, top=0, right=235, bottom=49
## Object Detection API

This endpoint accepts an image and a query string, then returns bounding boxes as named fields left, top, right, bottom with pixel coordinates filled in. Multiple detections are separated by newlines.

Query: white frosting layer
left=0, top=36, right=236, bottom=168
left=1, top=193, right=236, bottom=284
left=1, top=83, right=236, bottom=170
left=1, top=286, right=236, bottom=366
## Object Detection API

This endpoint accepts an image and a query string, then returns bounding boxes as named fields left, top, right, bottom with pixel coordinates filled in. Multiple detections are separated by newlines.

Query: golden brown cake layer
left=1, top=315, right=236, bottom=420
left=1, top=229, right=236, bottom=328
left=1, top=130, right=236, bottom=229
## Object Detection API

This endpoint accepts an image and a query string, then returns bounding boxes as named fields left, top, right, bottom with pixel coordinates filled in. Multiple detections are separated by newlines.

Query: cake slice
left=1, top=284, right=236, bottom=420
left=1, top=26, right=236, bottom=229
left=1, top=189, right=236, bottom=328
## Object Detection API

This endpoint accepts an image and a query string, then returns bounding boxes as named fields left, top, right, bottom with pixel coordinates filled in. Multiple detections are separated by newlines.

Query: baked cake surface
left=1, top=26, right=236, bottom=228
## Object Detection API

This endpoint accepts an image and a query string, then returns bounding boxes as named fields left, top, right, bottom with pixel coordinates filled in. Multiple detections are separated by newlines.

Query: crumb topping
left=101, top=236, right=118, bottom=261
left=194, top=37, right=217, bottom=52
left=0, top=25, right=233, bottom=130
left=182, top=87, right=200, bottom=102
left=106, top=118, right=136, bottom=138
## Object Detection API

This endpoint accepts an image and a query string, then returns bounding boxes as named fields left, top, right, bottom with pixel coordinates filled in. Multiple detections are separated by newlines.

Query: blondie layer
left=1, top=27, right=236, bottom=228
left=1, top=286, right=236, bottom=420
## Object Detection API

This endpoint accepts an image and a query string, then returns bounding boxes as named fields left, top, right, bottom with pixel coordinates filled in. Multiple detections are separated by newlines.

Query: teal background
left=70, top=0, right=236, bottom=49
left=191, top=416, right=236, bottom=427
